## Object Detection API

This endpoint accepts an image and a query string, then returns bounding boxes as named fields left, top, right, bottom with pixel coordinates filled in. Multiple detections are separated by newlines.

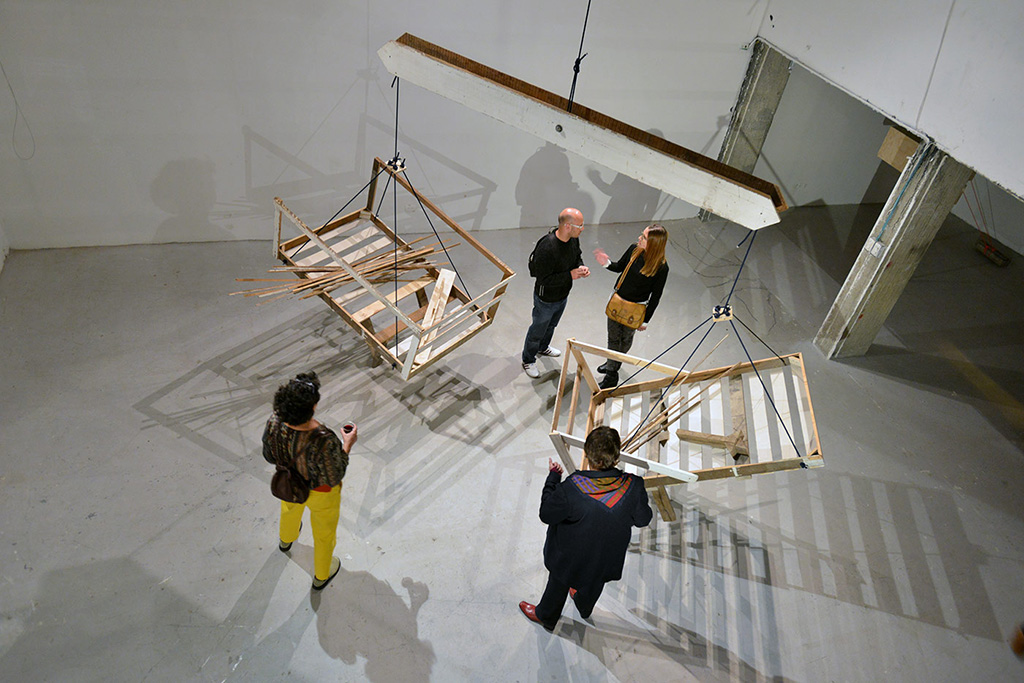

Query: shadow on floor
left=641, top=472, right=1002, bottom=643
left=543, top=612, right=794, bottom=683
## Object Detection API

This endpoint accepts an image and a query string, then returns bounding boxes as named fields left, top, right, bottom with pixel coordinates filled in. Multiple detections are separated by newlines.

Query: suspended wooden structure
left=256, top=157, right=515, bottom=380
left=550, top=339, right=824, bottom=521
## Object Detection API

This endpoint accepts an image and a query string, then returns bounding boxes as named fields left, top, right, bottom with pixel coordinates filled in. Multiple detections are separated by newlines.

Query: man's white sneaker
left=522, top=362, right=540, bottom=378
left=539, top=346, right=562, bottom=357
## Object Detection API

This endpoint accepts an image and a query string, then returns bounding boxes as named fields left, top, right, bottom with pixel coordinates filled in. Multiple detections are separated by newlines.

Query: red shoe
left=519, top=601, right=556, bottom=631
left=1011, top=623, right=1024, bottom=657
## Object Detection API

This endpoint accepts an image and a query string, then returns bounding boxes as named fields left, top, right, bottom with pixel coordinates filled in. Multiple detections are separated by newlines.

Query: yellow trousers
left=279, top=484, right=341, bottom=581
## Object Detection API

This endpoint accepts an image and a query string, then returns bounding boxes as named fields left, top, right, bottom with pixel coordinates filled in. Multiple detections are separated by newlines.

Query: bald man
left=522, top=208, right=589, bottom=378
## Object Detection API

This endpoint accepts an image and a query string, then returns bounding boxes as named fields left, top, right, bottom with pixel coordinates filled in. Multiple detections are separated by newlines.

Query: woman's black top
left=607, top=245, right=669, bottom=323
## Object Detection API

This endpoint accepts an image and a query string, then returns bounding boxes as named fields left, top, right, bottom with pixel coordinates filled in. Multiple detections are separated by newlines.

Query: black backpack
left=527, top=232, right=552, bottom=278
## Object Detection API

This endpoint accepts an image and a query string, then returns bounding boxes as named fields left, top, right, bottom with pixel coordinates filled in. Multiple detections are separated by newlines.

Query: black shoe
left=597, top=362, right=613, bottom=374
left=279, top=522, right=302, bottom=553
left=599, top=373, right=619, bottom=390
left=312, top=556, right=341, bottom=590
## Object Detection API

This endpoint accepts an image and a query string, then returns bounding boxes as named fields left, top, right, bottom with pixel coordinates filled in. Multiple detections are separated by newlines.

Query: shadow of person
left=587, top=129, right=664, bottom=226
left=587, top=168, right=662, bottom=226
left=312, top=569, right=434, bottom=682
left=151, top=158, right=233, bottom=243
left=515, top=143, right=594, bottom=228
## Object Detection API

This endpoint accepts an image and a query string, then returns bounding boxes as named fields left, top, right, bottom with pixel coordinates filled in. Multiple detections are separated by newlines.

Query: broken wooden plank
left=415, top=268, right=456, bottom=362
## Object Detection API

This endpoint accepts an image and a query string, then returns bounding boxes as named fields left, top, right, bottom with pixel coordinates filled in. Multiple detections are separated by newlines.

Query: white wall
left=3, top=1, right=1020, bottom=251
left=753, top=64, right=896, bottom=208
left=951, top=175, right=1024, bottom=256
left=761, top=0, right=1024, bottom=202
left=0, top=0, right=768, bottom=249
left=0, top=216, right=8, bottom=275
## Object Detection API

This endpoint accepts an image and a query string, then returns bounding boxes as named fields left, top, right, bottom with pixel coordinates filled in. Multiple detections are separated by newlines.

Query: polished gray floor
left=1, top=206, right=1022, bottom=681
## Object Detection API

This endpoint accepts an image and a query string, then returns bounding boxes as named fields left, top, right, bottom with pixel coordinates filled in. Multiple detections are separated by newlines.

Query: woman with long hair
left=262, top=371, right=357, bottom=590
left=593, top=224, right=670, bottom=389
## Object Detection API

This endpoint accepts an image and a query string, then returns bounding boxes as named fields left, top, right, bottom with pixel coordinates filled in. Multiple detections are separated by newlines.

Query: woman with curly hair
left=593, top=224, right=670, bottom=389
left=262, top=371, right=357, bottom=590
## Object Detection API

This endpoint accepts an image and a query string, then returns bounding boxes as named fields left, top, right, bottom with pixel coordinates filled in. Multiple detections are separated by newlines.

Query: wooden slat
left=351, top=276, right=433, bottom=324
left=278, top=207, right=368, bottom=253
left=728, top=374, right=750, bottom=460
left=403, top=314, right=493, bottom=379
left=782, top=363, right=808, bottom=458
left=791, top=354, right=822, bottom=458
left=651, top=486, right=676, bottom=522
left=379, top=157, right=515, bottom=276
left=374, top=305, right=429, bottom=345
left=760, top=368, right=784, bottom=462
left=570, top=344, right=600, bottom=394
left=675, top=428, right=746, bottom=451
left=415, top=269, right=456, bottom=362
left=330, top=227, right=384, bottom=258
left=550, top=339, right=575, bottom=435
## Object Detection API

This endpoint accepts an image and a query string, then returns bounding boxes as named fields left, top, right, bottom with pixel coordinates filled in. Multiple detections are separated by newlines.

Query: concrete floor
left=1, top=205, right=1022, bottom=682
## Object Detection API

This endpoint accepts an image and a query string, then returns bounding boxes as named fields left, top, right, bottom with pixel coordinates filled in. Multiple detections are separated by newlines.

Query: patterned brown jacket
left=262, top=414, right=348, bottom=489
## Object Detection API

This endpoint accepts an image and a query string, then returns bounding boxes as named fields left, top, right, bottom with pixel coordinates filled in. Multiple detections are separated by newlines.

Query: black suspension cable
left=724, top=230, right=757, bottom=306
left=622, top=318, right=717, bottom=450
left=393, top=162, right=399, bottom=356
left=566, top=0, right=594, bottom=114
left=391, top=77, right=401, bottom=355
left=316, top=160, right=391, bottom=235
left=734, top=315, right=786, bottom=364
left=613, top=315, right=713, bottom=389
left=401, top=171, right=472, bottom=299
left=374, top=173, right=394, bottom=215
left=292, top=164, right=389, bottom=261
left=392, top=77, right=400, bottom=159
left=729, top=320, right=801, bottom=457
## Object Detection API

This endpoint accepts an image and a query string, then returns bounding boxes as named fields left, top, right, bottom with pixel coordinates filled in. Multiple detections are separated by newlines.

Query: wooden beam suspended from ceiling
left=378, top=33, right=787, bottom=230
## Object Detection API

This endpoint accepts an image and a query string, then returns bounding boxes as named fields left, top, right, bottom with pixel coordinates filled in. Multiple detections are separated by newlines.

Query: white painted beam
left=556, top=431, right=699, bottom=484
left=378, top=35, right=785, bottom=230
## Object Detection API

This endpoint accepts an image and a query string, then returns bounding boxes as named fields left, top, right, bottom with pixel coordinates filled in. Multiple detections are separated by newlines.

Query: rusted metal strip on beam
left=379, top=33, right=786, bottom=229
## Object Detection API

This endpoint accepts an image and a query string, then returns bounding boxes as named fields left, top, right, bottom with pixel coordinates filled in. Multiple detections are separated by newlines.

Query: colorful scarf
left=570, top=473, right=632, bottom=509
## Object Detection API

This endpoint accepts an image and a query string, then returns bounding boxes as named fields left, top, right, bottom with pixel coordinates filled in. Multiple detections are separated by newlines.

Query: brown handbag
left=605, top=248, right=647, bottom=330
left=271, top=442, right=310, bottom=504
left=271, top=465, right=309, bottom=504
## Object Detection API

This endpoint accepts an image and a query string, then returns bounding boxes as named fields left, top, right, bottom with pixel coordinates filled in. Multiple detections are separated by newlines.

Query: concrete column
left=701, top=41, right=791, bottom=222
left=720, top=41, right=792, bottom=172
left=814, top=143, right=974, bottom=358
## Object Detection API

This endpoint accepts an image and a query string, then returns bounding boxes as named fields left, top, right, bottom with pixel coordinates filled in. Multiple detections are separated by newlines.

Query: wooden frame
left=378, top=34, right=787, bottom=230
left=272, top=158, right=515, bottom=380
left=550, top=339, right=824, bottom=521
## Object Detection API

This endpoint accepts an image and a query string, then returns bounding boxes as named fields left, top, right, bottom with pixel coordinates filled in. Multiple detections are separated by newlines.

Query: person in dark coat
left=519, top=426, right=653, bottom=630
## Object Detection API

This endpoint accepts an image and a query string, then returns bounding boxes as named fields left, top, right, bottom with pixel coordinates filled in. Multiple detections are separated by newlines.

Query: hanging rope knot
left=713, top=304, right=733, bottom=321
left=387, top=154, right=405, bottom=172
left=573, top=53, right=587, bottom=74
